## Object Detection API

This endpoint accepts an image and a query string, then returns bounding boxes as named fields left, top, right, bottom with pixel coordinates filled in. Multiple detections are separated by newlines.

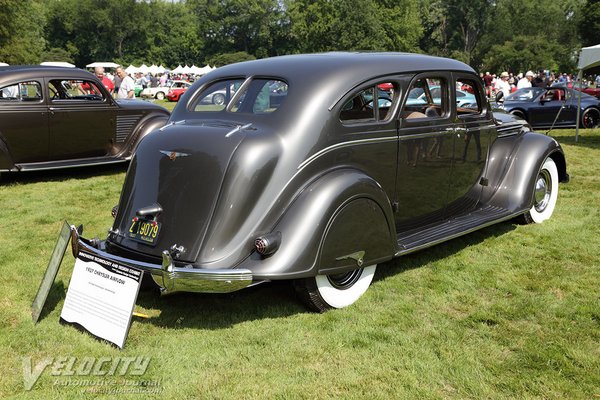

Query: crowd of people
left=481, top=70, right=600, bottom=99
left=91, top=66, right=201, bottom=99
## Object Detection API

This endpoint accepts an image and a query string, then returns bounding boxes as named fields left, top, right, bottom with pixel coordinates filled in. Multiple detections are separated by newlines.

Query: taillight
left=254, top=232, right=281, bottom=257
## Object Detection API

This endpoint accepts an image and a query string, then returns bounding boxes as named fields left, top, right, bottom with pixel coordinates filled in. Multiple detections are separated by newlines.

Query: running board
left=395, top=205, right=521, bottom=256
left=16, top=156, right=126, bottom=171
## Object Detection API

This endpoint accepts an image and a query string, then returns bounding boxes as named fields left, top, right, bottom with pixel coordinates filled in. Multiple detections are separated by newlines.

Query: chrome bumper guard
left=71, top=226, right=253, bottom=294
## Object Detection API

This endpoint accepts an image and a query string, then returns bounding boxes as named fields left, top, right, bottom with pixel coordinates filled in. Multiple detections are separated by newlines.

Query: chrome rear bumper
left=71, top=227, right=253, bottom=294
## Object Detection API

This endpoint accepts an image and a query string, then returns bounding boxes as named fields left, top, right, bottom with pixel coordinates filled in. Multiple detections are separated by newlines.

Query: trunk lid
left=109, top=120, right=246, bottom=263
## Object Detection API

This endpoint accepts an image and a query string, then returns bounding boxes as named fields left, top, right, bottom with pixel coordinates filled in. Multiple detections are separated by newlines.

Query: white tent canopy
left=125, top=64, right=138, bottom=74
left=575, top=44, right=600, bottom=141
left=86, top=62, right=120, bottom=68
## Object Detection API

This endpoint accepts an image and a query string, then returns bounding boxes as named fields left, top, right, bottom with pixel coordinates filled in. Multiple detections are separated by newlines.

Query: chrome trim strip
left=298, top=135, right=397, bottom=170
left=75, top=236, right=253, bottom=294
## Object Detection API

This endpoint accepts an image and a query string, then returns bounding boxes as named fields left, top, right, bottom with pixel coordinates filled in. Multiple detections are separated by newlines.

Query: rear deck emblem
left=159, top=150, right=190, bottom=160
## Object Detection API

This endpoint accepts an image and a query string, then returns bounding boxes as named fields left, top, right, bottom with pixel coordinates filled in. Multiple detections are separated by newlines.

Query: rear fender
left=0, top=134, right=15, bottom=170
left=243, top=168, right=396, bottom=279
left=484, top=131, right=567, bottom=213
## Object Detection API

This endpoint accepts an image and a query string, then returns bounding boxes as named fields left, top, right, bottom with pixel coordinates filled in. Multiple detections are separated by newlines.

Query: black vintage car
left=0, top=66, right=170, bottom=176
left=72, top=53, right=568, bottom=312
left=498, top=86, right=600, bottom=129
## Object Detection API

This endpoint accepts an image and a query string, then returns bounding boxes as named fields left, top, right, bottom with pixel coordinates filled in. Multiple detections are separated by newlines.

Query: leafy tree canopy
left=0, top=0, right=591, bottom=75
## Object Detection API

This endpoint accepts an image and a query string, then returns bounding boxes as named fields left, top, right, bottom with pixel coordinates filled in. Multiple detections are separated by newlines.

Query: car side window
left=339, top=82, right=397, bottom=124
left=455, top=78, right=482, bottom=115
left=0, top=81, right=42, bottom=102
left=48, top=79, right=105, bottom=101
left=402, top=77, right=446, bottom=120
left=191, top=78, right=288, bottom=114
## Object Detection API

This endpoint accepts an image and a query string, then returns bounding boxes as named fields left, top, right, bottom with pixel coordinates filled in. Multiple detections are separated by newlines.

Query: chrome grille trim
left=116, top=115, right=143, bottom=143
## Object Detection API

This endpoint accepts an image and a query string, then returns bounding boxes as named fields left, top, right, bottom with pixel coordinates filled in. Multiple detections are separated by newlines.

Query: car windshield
left=506, top=87, right=545, bottom=102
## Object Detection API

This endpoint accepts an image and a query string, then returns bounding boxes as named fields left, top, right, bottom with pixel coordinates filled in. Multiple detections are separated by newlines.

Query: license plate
left=128, top=217, right=161, bottom=246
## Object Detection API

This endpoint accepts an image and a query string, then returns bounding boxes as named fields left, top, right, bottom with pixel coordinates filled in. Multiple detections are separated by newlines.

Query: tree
left=209, top=51, right=256, bottom=67
left=286, top=0, right=422, bottom=54
left=0, top=0, right=46, bottom=64
left=579, top=0, right=600, bottom=47
left=188, top=0, right=286, bottom=60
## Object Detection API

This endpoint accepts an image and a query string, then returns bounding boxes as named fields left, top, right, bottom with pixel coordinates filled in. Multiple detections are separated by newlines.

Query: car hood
left=109, top=120, right=248, bottom=263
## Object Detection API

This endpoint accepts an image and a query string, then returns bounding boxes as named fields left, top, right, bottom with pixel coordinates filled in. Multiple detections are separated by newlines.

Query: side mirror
left=495, top=91, right=504, bottom=103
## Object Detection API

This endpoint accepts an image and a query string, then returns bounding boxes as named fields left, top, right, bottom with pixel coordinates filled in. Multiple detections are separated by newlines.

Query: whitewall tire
left=522, top=157, right=559, bottom=224
left=294, top=265, right=376, bottom=312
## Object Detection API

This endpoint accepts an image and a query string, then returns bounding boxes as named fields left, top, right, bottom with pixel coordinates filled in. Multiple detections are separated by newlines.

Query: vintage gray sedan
left=72, top=53, right=568, bottom=312
left=0, top=66, right=169, bottom=176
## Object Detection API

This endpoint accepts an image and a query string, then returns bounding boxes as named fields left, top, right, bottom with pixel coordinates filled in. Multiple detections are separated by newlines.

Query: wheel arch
left=509, top=108, right=528, bottom=120
left=245, top=168, right=396, bottom=280
left=119, top=112, right=170, bottom=157
left=484, top=131, right=567, bottom=214
left=0, top=133, right=15, bottom=170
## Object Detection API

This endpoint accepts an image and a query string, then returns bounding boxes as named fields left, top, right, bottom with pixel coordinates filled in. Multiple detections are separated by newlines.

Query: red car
left=166, top=80, right=192, bottom=102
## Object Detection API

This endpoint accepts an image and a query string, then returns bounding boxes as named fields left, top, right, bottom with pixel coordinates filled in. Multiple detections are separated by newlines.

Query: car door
left=46, top=77, right=117, bottom=160
left=447, top=74, right=496, bottom=215
left=395, top=73, right=455, bottom=232
left=334, top=80, right=400, bottom=203
left=529, top=88, right=565, bottom=127
left=0, top=80, right=48, bottom=163
left=557, top=88, right=578, bottom=124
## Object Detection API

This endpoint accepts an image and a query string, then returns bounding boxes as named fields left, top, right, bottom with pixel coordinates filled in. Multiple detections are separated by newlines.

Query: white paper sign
left=60, top=251, right=143, bottom=348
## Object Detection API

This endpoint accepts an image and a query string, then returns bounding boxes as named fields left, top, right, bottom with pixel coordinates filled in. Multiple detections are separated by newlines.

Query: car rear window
left=0, top=81, right=42, bottom=102
left=191, top=78, right=288, bottom=114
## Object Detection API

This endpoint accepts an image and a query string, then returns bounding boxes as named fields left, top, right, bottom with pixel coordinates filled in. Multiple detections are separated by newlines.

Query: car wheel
left=155, top=92, right=165, bottom=100
left=520, top=157, right=558, bottom=224
left=213, top=93, right=226, bottom=105
left=294, top=265, right=376, bottom=312
left=510, top=109, right=526, bottom=120
left=582, top=107, right=600, bottom=128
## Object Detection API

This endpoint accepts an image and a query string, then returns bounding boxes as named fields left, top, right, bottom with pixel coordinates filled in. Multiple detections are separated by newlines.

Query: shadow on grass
left=0, top=162, right=128, bottom=185
left=548, top=128, right=600, bottom=150
left=133, top=221, right=518, bottom=330
left=374, top=221, right=517, bottom=283
left=35, top=280, right=66, bottom=323
left=135, top=280, right=305, bottom=330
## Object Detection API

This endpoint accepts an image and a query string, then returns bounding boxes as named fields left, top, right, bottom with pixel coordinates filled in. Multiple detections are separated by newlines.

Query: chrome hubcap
left=327, top=269, right=362, bottom=290
left=534, top=170, right=552, bottom=212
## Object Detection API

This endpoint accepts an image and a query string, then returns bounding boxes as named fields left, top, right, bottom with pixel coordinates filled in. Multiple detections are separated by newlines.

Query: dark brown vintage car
left=72, top=53, right=568, bottom=312
left=0, top=66, right=170, bottom=176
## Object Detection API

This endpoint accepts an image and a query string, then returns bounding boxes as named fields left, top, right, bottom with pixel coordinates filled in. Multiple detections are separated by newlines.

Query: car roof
left=0, top=65, right=96, bottom=86
left=209, top=52, right=474, bottom=80
left=175, top=52, right=477, bottom=120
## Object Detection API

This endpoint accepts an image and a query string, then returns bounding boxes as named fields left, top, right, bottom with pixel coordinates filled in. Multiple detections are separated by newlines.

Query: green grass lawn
left=0, top=129, right=598, bottom=399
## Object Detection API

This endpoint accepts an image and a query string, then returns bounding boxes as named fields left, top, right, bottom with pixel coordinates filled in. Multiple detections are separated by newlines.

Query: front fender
left=484, top=131, right=567, bottom=213
left=242, top=168, right=396, bottom=280
left=119, top=113, right=170, bottom=158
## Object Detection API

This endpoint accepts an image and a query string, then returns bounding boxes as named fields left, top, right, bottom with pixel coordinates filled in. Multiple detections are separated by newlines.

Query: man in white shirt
left=496, top=71, right=511, bottom=98
left=517, top=71, right=534, bottom=89
left=116, top=67, right=135, bottom=99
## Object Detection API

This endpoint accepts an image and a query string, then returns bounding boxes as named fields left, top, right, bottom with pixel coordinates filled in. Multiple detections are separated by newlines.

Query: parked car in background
left=498, top=86, right=600, bottom=129
left=166, top=80, right=192, bottom=102
left=570, top=83, right=600, bottom=99
left=140, top=82, right=174, bottom=100
left=0, top=66, right=170, bottom=177
left=73, top=53, right=568, bottom=312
